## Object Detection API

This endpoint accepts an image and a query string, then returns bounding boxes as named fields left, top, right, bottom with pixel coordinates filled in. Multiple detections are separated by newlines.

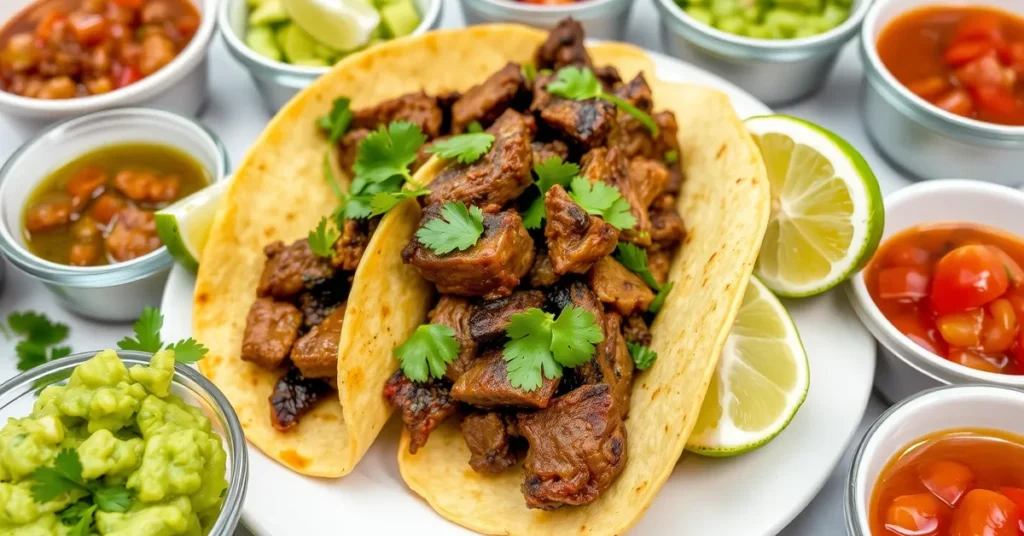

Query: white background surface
left=0, top=0, right=901, bottom=533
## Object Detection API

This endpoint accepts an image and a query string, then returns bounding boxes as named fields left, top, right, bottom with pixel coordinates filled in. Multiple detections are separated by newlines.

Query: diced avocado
left=685, top=6, right=714, bottom=26
left=292, top=58, right=330, bottom=67
left=245, top=25, right=282, bottom=61
left=716, top=15, right=747, bottom=35
left=282, top=23, right=321, bottom=63
left=274, top=23, right=291, bottom=51
left=763, top=8, right=804, bottom=38
left=380, top=0, right=421, bottom=38
left=709, top=0, right=740, bottom=19
left=249, top=0, right=290, bottom=26
left=314, top=41, right=341, bottom=62
left=774, top=0, right=824, bottom=12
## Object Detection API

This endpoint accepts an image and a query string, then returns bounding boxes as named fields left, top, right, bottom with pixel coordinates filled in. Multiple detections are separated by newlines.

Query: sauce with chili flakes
left=876, top=6, right=1024, bottom=126
left=865, top=223, right=1024, bottom=375
left=869, top=428, right=1024, bottom=536
left=23, top=143, right=208, bottom=266
left=0, top=0, right=200, bottom=99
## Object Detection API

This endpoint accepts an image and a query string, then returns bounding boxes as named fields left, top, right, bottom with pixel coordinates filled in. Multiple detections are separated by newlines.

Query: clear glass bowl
left=0, top=350, right=248, bottom=535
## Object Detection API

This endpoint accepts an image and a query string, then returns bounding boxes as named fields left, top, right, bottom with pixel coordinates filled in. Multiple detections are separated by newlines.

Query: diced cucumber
left=245, top=25, right=282, bottom=61
left=314, top=41, right=341, bottom=61
left=249, top=0, right=290, bottom=26
left=282, top=23, right=321, bottom=62
left=380, top=0, right=420, bottom=38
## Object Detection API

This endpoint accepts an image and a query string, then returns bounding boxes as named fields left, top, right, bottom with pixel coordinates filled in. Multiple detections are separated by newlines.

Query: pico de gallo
left=876, top=6, right=1024, bottom=126
left=0, top=0, right=200, bottom=99
left=865, top=223, right=1024, bottom=375
left=870, top=428, right=1024, bottom=536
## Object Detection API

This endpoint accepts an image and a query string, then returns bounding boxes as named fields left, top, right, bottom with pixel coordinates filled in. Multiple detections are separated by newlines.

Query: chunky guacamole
left=0, top=350, right=228, bottom=535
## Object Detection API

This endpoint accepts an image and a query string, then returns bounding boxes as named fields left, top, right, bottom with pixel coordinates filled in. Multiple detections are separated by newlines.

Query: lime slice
left=746, top=115, right=883, bottom=298
left=282, top=0, right=381, bottom=52
left=155, top=178, right=231, bottom=272
left=687, top=277, right=809, bottom=456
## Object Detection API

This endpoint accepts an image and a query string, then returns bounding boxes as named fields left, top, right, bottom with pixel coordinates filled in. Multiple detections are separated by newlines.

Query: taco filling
left=382, top=19, right=686, bottom=509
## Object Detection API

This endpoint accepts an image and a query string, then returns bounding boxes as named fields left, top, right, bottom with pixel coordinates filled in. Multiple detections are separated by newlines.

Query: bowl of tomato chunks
left=847, top=384, right=1024, bottom=536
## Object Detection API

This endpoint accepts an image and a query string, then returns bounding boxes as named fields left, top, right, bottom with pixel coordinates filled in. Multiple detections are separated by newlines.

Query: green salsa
left=0, top=350, right=229, bottom=535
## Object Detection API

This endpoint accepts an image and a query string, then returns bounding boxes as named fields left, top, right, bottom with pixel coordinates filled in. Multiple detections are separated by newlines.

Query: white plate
left=160, top=49, right=876, bottom=536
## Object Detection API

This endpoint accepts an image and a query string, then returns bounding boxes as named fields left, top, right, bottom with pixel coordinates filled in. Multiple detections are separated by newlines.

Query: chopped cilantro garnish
left=353, top=121, right=427, bottom=185
left=395, top=324, right=460, bottom=382
left=664, top=149, right=679, bottom=166
left=308, top=216, right=340, bottom=258
left=615, top=242, right=660, bottom=289
left=164, top=338, right=209, bottom=365
left=503, top=306, right=604, bottom=391
left=323, top=152, right=346, bottom=201
left=31, top=449, right=130, bottom=512
left=426, top=133, right=495, bottom=164
left=415, top=201, right=485, bottom=255
left=116, top=307, right=209, bottom=364
left=60, top=502, right=97, bottom=536
left=3, top=311, right=72, bottom=372
left=627, top=342, right=657, bottom=371
left=547, top=66, right=659, bottom=136
left=649, top=281, right=674, bottom=314
left=522, top=62, right=537, bottom=82
left=568, top=176, right=637, bottom=230
left=523, top=157, right=581, bottom=229
left=370, top=187, right=431, bottom=216
left=467, top=121, right=484, bottom=133
left=317, top=96, right=353, bottom=144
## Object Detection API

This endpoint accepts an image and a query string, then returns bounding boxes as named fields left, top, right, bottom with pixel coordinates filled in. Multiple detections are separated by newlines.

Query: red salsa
left=876, top=6, right=1024, bottom=126
left=870, top=428, right=1024, bottom=536
left=0, top=0, right=200, bottom=99
left=866, top=223, right=1024, bottom=375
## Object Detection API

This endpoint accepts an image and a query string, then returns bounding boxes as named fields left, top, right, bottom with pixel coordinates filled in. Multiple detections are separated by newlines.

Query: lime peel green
left=155, top=178, right=232, bottom=273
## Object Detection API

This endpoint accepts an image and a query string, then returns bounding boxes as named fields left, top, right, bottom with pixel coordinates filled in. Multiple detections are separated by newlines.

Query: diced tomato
left=908, top=76, right=954, bottom=101
left=111, top=0, right=143, bottom=8
left=879, top=266, right=932, bottom=300
left=983, top=299, right=1019, bottom=354
left=886, top=493, right=950, bottom=536
left=891, top=312, right=947, bottom=355
left=955, top=54, right=1013, bottom=91
left=90, top=193, right=124, bottom=226
left=114, top=64, right=141, bottom=89
left=953, top=13, right=1006, bottom=46
left=920, top=461, right=976, bottom=507
left=999, top=488, right=1024, bottom=513
left=951, top=347, right=1005, bottom=373
left=932, top=245, right=1010, bottom=315
left=934, top=89, right=976, bottom=117
left=937, top=309, right=985, bottom=348
left=973, top=86, right=1020, bottom=116
left=950, top=489, right=1019, bottom=536
left=66, top=166, right=108, bottom=208
left=946, top=40, right=996, bottom=67
left=35, top=10, right=66, bottom=41
left=176, top=14, right=200, bottom=37
left=67, top=12, right=107, bottom=47
left=989, top=246, right=1024, bottom=287
left=1002, top=42, right=1024, bottom=74
left=887, top=242, right=932, bottom=268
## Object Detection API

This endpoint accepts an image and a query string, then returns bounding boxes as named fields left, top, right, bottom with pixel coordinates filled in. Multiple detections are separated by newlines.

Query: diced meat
left=332, top=218, right=377, bottom=271
left=105, top=206, right=161, bottom=261
left=384, top=371, right=459, bottom=454
left=297, top=281, right=346, bottom=331
left=531, top=139, right=570, bottom=168
left=428, top=296, right=478, bottom=383
left=563, top=311, right=634, bottom=417
left=90, top=193, right=124, bottom=225
left=543, top=280, right=604, bottom=328
left=543, top=184, right=617, bottom=275
left=534, top=18, right=592, bottom=71
left=654, top=111, right=684, bottom=193
left=241, top=298, right=303, bottom=370
left=25, top=198, right=73, bottom=233
left=528, top=250, right=559, bottom=288
left=594, top=66, right=622, bottom=91
left=65, top=166, right=107, bottom=209
left=424, top=109, right=534, bottom=209
left=588, top=257, right=655, bottom=316
left=270, top=366, right=334, bottom=431
left=648, top=249, right=672, bottom=286
left=70, top=217, right=102, bottom=241
left=37, top=76, right=76, bottom=99
left=649, top=194, right=685, bottom=248
left=451, top=351, right=559, bottom=409
left=351, top=91, right=444, bottom=138
left=517, top=384, right=626, bottom=509
left=112, top=170, right=180, bottom=204
left=291, top=304, right=346, bottom=379
left=608, top=75, right=657, bottom=160
left=337, top=129, right=370, bottom=173
left=581, top=147, right=651, bottom=246
left=623, top=314, right=652, bottom=346
left=257, top=239, right=335, bottom=299
left=627, top=158, right=670, bottom=209
left=435, top=90, right=462, bottom=133
left=451, top=63, right=529, bottom=134
left=462, top=412, right=519, bottom=474
left=141, top=1, right=172, bottom=24
left=533, top=75, right=616, bottom=149
left=403, top=208, right=535, bottom=299
left=469, top=290, right=545, bottom=344
left=139, top=33, right=176, bottom=76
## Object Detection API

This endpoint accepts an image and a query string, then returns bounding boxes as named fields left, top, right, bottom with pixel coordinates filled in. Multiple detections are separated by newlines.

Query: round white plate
left=160, top=49, right=876, bottom=536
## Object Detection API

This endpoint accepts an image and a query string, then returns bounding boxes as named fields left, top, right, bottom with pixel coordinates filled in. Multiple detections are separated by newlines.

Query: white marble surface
left=0, top=0, right=907, bottom=534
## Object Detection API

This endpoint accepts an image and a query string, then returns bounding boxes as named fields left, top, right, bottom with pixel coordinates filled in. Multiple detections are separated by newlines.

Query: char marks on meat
left=528, top=250, right=559, bottom=288
left=543, top=184, right=618, bottom=275
left=270, top=367, right=334, bottom=431
left=623, top=314, right=652, bottom=346
left=469, top=290, right=545, bottom=344
left=241, top=298, right=303, bottom=370
left=532, top=75, right=617, bottom=149
left=451, top=63, right=530, bottom=134
left=531, top=140, right=570, bottom=168
left=351, top=91, right=443, bottom=138
left=451, top=351, right=560, bottom=409
left=297, top=277, right=348, bottom=330
left=535, top=18, right=592, bottom=71
left=257, top=239, right=335, bottom=299
left=462, top=412, right=520, bottom=474
left=588, top=256, right=655, bottom=316
left=428, top=296, right=478, bottom=383
left=385, top=371, right=459, bottom=454
left=291, top=304, right=347, bottom=379
left=581, top=147, right=651, bottom=246
left=333, top=218, right=378, bottom=271
left=649, top=194, right=685, bottom=248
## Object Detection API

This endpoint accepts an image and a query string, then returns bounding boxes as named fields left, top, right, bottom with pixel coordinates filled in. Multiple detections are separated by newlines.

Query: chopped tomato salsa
left=866, top=223, right=1024, bottom=375
left=870, top=428, right=1024, bottom=536
left=876, top=6, right=1024, bottom=126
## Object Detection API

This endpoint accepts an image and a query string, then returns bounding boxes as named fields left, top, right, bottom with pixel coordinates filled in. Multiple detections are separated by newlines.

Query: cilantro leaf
left=353, top=121, right=427, bottom=184
left=503, top=309, right=561, bottom=391
left=568, top=177, right=637, bottom=230
left=522, top=62, right=537, bottom=82
left=165, top=338, right=208, bottom=365
left=549, top=306, right=604, bottom=367
left=395, top=324, right=460, bottom=382
left=628, top=342, right=658, bottom=371
left=547, top=66, right=659, bottom=136
left=415, top=201, right=485, bottom=255
left=521, top=196, right=546, bottom=230
left=59, top=502, right=94, bottom=525
left=31, top=449, right=87, bottom=503
left=369, top=187, right=431, bottom=216
left=664, top=149, right=679, bottom=166
left=308, top=217, right=340, bottom=258
left=467, top=121, right=484, bottom=133
left=650, top=281, right=674, bottom=314
left=426, top=133, right=495, bottom=164
left=8, top=312, right=69, bottom=345
left=523, top=157, right=580, bottom=230
left=323, top=152, right=345, bottom=201
left=116, top=307, right=163, bottom=353
left=93, top=486, right=131, bottom=512
left=65, top=504, right=97, bottom=536
left=615, top=242, right=660, bottom=289
left=50, top=345, right=72, bottom=360
left=318, top=97, right=353, bottom=144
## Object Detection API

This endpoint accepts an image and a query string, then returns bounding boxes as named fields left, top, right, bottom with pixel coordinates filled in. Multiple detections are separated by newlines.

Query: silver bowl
left=860, top=0, right=1024, bottom=185
left=219, top=0, right=444, bottom=113
left=654, top=0, right=871, bottom=105
left=459, top=0, right=633, bottom=41
left=0, top=108, right=229, bottom=322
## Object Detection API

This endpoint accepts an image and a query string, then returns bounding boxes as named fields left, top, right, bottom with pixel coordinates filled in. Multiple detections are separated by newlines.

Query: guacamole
left=0, top=350, right=229, bottom=535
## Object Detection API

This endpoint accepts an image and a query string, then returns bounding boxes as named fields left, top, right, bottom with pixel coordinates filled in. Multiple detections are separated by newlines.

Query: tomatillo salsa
left=0, top=350, right=229, bottom=534
left=865, top=223, right=1024, bottom=375
left=869, top=428, right=1024, bottom=536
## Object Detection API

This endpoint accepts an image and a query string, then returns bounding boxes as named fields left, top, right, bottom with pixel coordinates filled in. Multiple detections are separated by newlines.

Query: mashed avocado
left=0, top=350, right=229, bottom=535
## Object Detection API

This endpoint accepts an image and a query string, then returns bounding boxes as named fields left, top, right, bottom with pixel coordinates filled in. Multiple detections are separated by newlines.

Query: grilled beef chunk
left=649, top=194, right=685, bottom=248
left=581, top=147, right=651, bottom=246
left=451, top=351, right=560, bottom=409
left=469, top=290, right=545, bottom=344
left=543, top=184, right=617, bottom=275
left=544, top=281, right=604, bottom=321
left=333, top=218, right=378, bottom=271
left=654, top=111, right=685, bottom=194
left=529, top=251, right=559, bottom=288
left=338, top=129, right=370, bottom=173
left=608, top=75, right=657, bottom=160
left=428, top=296, right=478, bottom=383
left=462, top=412, right=520, bottom=474
left=241, top=298, right=303, bottom=369
left=291, top=304, right=346, bottom=379
left=424, top=109, right=535, bottom=209
left=451, top=63, right=529, bottom=134
left=404, top=208, right=535, bottom=299
left=270, top=367, right=334, bottom=431
left=297, top=278, right=348, bottom=330
left=594, top=65, right=622, bottom=90
left=563, top=312, right=635, bottom=417
left=517, top=384, right=626, bottom=509
left=531, top=140, right=570, bottom=168
left=648, top=248, right=672, bottom=286
left=535, top=18, right=592, bottom=71
left=351, top=91, right=443, bottom=138
left=627, top=158, right=670, bottom=209
left=588, top=257, right=655, bottom=316
left=532, top=76, right=616, bottom=149
left=385, top=371, right=459, bottom=454
left=257, top=239, right=334, bottom=299
left=623, top=314, right=652, bottom=346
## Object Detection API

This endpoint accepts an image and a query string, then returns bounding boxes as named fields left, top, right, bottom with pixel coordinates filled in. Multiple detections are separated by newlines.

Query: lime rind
left=155, top=179, right=231, bottom=273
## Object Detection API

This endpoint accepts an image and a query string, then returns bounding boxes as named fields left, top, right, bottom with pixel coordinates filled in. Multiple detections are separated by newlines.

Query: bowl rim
left=0, top=107, right=229, bottom=288
left=0, top=0, right=218, bottom=113
left=847, top=179, right=1024, bottom=387
left=461, top=0, right=628, bottom=15
left=859, top=0, right=1024, bottom=142
left=653, top=0, right=871, bottom=62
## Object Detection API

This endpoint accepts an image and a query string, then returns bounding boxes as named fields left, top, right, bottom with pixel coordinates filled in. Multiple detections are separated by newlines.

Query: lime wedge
left=687, top=277, right=809, bottom=456
left=746, top=115, right=883, bottom=298
left=282, top=0, right=381, bottom=52
left=155, top=178, right=232, bottom=272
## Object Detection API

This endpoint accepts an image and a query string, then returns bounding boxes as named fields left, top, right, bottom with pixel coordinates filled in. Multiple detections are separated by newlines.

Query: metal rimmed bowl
left=0, top=350, right=248, bottom=535
left=654, top=0, right=871, bottom=105
left=860, top=0, right=1024, bottom=185
left=218, top=0, right=444, bottom=113
left=0, top=107, right=229, bottom=322
left=459, top=0, right=634, bottom=40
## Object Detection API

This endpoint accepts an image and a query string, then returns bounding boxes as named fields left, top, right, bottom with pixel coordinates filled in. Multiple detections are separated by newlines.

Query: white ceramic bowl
left=846, top=180, right=1024, bottom=403
left=0, top=0, right=218, bottom=123
left=845, top=384, right=1024, bottom=535
left=460, top=0, right=634, bottom=41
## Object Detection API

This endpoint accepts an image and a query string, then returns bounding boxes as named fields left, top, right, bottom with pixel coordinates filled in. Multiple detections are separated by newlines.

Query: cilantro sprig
left=614, top=243, right=675, bottom=314
left=416, top=201, right=485, bottom=255
left=426, top=133, right=495, bottom=164
left=523, top=157, right=580, bottom=230
left=31, top=449, right=131, bottom=510
left=503, top=306, right=604, bottom=391
left=116, top=307, right=208, bottom=364
left=340, top=121, right=430, bottom=221
left=627, top=342, right=657, bottom=371
left=568, top=177, right=637, bottom=230
left=547, top=66, right=659, bottom=136
left=309, top=217, right=340, bottom=258
left=395, top=324, right=460, bottom=382
left=317, top=96, right=353, bottom=144
left=370, top=187, right=430, bottom=216
left=2, top=311, right=72, bottom=372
